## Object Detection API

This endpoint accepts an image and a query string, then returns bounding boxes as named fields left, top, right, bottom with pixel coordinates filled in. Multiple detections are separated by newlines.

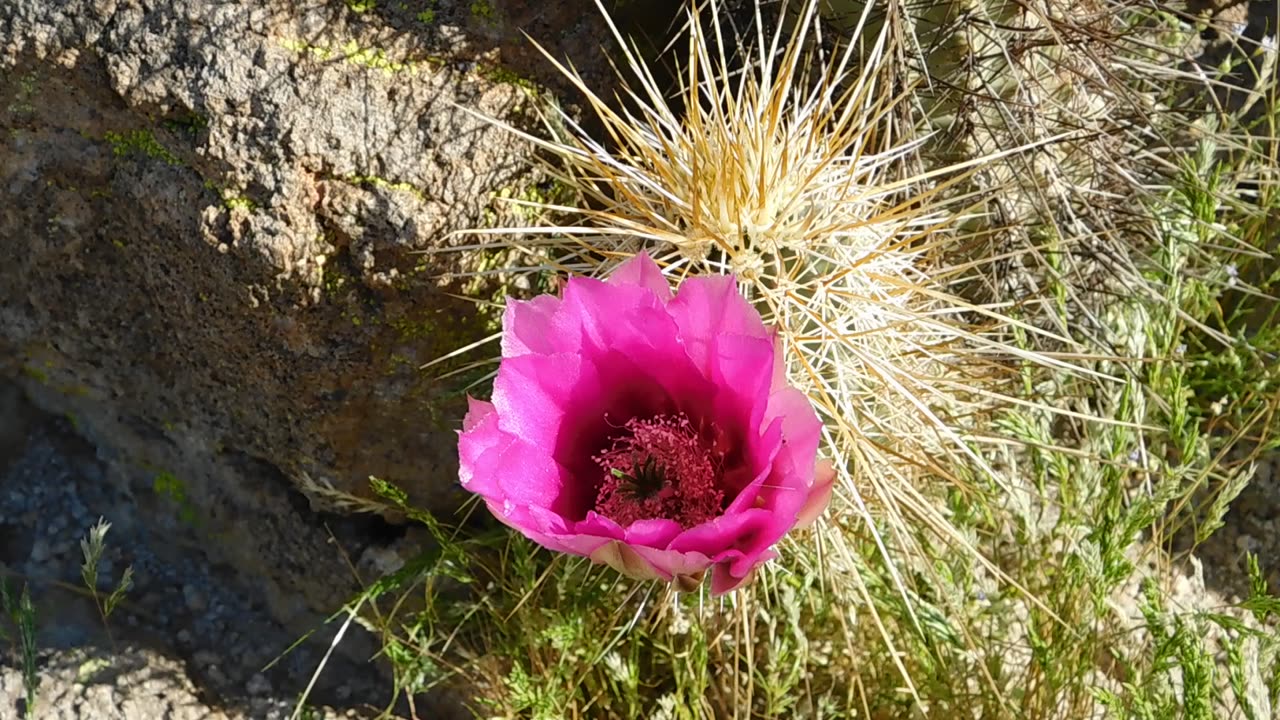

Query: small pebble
left=1235, top=534, right=1260, bottom=554
left=206, top=666, right=228, bottom=686
left=28, top=538, right=50, bottom=563
left=184, top=584, right=208, bottom=613
left=246, top=673, right=272, bottom=696
left=192, top=650, right=219, bottom=668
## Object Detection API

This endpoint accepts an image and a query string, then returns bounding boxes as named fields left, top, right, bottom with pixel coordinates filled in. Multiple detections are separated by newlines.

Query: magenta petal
left=460, top=254, right=828, bottom=596
left=706, top=332, right=777, bottom=460
left=667, top=274, right=770, bottom=376
left=748, top=387, right=824, bottom=519
left=561, top=275, right=668, bottom=357
left=622, top=518, right=685, bottom=548
left=606, top=252, right=673, bottom=303
left=462, top=396, right=495, bottom=433
left=711, top=333, right=775, bottom=394
left=518, top=507, right=619, bottom=559
left=796, top=460, right=836, bottom=528
left=589, top=321, right=715, bottom=418
left=669, top=508, right=781, bottom=569
left=770, top=334, right=788, bottom=390
left=461, top=422, right=573, bottom=520
left=710, top=333, right=775, bottom=414
left=765, top=387, right=823, bottom=468
left=483, top=497, right=543, bottom=537
left=571, top=510, right=627, bottom=539
left=711, top=563, right=743, bottom=594
left=501, top=294, right=572, bottom=357
left=458, top=399, right=506, bottom=496
left=722, top=417, right=784, bottom=512
left=515, top=525, right=612, bottom=559
left=488, top=438, right=568, bottom=511
left=710, top=556, right=772, bottom=595
left=545, top=532, right=614, bottom=558
left=590, top=541, right=665, bottom=581
left=631, top=545, right=714, bottom=580
left=525, top=504, right=574, bottom=536
left=492, top=353, right=603, bottom=449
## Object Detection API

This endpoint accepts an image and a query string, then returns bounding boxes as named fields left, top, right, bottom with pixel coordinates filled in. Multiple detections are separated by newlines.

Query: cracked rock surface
left=0, top=0, right=621, bottom=715
left=0, top=0, right=566, bottom=630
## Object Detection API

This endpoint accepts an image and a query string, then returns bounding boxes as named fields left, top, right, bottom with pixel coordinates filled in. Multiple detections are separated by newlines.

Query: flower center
left=593, top=414, right=724, bottom=529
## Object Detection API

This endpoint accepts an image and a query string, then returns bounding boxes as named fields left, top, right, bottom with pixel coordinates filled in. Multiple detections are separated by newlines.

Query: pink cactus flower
left=458, top=254, right=835, bottom=594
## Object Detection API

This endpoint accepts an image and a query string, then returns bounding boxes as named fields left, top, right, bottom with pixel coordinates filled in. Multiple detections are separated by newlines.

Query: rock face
left=0, top=0, right=581, bottom=624
left=0, top=383, right=406, bottom=718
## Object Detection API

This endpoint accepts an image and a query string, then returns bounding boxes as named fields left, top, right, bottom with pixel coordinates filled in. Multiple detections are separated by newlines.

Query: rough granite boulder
left=0, top=0, right=622, bottom=627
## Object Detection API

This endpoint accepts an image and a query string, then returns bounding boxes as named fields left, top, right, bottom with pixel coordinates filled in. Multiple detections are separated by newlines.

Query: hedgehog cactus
left=464, top=0, right=1097, bottom=599
left=828, top=0, right=1176, bottom=326
left=457, top=0, right=1203, bottom=706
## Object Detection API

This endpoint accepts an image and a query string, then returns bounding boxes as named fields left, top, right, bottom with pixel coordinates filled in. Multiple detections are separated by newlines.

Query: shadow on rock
left=0, top=382, right=464, bottom=718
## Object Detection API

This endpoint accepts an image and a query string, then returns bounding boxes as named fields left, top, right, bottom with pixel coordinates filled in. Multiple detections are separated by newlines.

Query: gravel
left=0, top=382, right=428, bottom=719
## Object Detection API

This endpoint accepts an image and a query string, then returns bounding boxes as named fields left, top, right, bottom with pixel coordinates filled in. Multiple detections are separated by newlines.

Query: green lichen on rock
left=153, top=471, right=200, bottom=526
left=20, top=364, right=48, bottom=384
left=479, top=64, right=541, bottom=94
left=6, top=71, right=38, bottom=115
left=278, top=37, right=445, bottom=75
left=470, top=0, right=497, bottom=24
left=345, top=173, right=426, bottom=199
left=488, top=177, right=575, bottom=225
left=321, top=262, right=350, bottom=297
left=341, top=41, right=413, bottom=73
left=222, top=195, right=256, bottom=211
left=104, top=129, right=182, bottom=166
left=278, top=38, right=335, bottom=61
left=162, top=112, right=209, bottom=137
